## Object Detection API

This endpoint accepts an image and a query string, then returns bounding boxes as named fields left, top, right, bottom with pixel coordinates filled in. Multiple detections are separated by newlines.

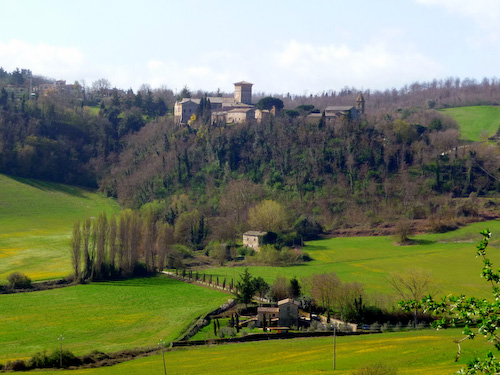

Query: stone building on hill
left=242, top=231, right=267, bottom=251
left=175, top=81, right=366, bottom=126
left=174, top=81, right=255, bottom=124
left=305, top=92, right=365, bottom=125
left=256, top=298, right=300, bottom=328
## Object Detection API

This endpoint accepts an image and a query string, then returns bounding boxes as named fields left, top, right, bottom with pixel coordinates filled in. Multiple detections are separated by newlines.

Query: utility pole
left=57, top=335, right=64, bottom=368
left=158, top=339, right=167, bottom=375
left=333, top=325, right=337, bottom=370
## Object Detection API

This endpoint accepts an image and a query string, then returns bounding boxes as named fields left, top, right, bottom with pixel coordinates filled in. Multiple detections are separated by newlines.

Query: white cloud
left=0, top=36, right=444, bottom=94
left=269, top=40, right=443, bottom=93
left=416, top=0, right=500, bottom=41
left=143, top=54, right=251, bottom=94
left=0, top=39, right=84, bottom=79
left=139, top=35, right=444, bottom=95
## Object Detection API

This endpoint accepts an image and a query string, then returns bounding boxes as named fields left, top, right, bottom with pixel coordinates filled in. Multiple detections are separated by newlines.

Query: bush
left=301, top=251, right=312, bottom=262
left=29, top=350, right=52, bottom=368
left=428, top=215, right=459, bottom=233
left=7, top=272, right=32, bottom=289
left=237, top=246, right=255, bottom=257
left=4, top=359, right=28, bottom=371
left=217, top=326, right=236, bottom=338
left=351, top=363, right=398, bottom=375
left=28, top=349, right=81, bottom=369
left=132, top=262, right=150, bottom=277
left=293, top=217, right=323, bottom=240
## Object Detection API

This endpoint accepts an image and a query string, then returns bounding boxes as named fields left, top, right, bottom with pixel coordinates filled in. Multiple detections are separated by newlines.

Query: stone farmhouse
left=257, top=298, right=300, bottom=328
left=242, top=231, right=267, bottom=251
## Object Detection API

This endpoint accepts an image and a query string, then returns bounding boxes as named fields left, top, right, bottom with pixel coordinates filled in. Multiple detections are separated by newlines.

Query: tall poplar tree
left=71, top=220, right=82, bottom=281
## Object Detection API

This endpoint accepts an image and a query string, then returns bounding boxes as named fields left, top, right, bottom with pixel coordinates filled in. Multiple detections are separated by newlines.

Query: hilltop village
left=174, top=81, right=365, bottom=125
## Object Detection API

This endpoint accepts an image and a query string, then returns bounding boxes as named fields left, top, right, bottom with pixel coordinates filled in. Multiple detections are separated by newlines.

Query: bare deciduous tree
left=388, top=268, right=435, bottom=326
left=70, top=220, right=81, bottom=281
left=270, top=275, right=292, bottom=302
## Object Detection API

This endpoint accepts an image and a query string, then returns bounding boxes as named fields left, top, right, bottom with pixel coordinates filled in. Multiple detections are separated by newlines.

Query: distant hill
left=440, top=105, right=500, bottom=142
left=0, top=174, right=119, bottom=281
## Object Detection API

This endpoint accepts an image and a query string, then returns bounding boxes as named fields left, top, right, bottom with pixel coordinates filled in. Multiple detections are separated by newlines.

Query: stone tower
left=356, top=92, right=365, bottom=114
left=234, top=81, right=253, bottom=105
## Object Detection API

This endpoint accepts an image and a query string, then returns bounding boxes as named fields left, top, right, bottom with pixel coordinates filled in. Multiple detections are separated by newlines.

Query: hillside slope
left=0, top=174, right=119, bottom=281
left=440, top=105, right=500, bottom=141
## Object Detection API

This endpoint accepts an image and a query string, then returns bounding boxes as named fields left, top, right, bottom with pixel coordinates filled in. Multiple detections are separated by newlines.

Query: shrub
left=351, top=363, right=398, bottom=375
left=428, top=215, right=459, bottom=233
left=50, top=349, right=81, bottom=368
left=416, top=322, right=427, bottom=330
left=28, top=349, right=81, bottom=369
left=301, top=251, right=312, bottom=262
left=4, top=359, right=28, bottom=371
left=132, top=262, right=150, bottom=277
left=217, top=326, right=236, bottom=338
left=29, top=350, right=52, bottom=368
left=393, top=322, right=402, bottom=331
left=7, top=272, right=32, bottom=289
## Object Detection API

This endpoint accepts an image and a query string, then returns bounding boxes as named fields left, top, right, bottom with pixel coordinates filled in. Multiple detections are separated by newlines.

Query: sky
left=1, top=0, right=499, bottom=95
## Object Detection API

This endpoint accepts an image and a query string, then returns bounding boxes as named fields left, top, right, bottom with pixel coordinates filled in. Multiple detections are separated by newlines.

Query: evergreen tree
left=290, top=277, right=301, bottom=298
left=234, top=268, right=256, bottom=307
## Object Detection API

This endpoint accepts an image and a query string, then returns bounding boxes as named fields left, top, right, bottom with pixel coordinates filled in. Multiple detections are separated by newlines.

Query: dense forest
left=1, top=67, right=500, bottom=249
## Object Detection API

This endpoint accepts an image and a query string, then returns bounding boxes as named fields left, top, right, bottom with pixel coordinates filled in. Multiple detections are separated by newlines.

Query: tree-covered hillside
left=104, top=107, right=499, bottom=243
left=1, top=67, right=500, bottom=246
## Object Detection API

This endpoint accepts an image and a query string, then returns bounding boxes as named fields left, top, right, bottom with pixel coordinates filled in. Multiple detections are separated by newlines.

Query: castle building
left=233, top=81, right=253, bottom=105
left=174, top=81, right=255, bottom=125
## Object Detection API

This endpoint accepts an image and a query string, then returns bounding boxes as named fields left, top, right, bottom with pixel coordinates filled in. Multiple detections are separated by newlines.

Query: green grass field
left=10, top=328, right=493, bottom=374
left=0, top=275, right=229, bottom=362
left=0, top=174, right=119, bottom=282
left=440, top=105, right=500, bottom=141
left=2, top=172, right=500, bottom=373
left=200, top=220, right=500, bottom=299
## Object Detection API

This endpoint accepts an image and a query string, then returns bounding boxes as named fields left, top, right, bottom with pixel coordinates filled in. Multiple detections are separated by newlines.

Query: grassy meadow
left=2, top=171, right=500, bottom=374
left=0, top=174, right=119, bottom=282
left=440, top=105, right=500, bottom=141
left=0, top=275, right=229, bottom=362
left=11, top=328, right=493, bottom=374
left=201, top=220, right=500, bottom=299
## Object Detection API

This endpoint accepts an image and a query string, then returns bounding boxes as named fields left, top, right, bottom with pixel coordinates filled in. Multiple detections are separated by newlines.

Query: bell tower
left=356, top=92, right=365, bottom=115
left=234, top=81, right=253, bottom=105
